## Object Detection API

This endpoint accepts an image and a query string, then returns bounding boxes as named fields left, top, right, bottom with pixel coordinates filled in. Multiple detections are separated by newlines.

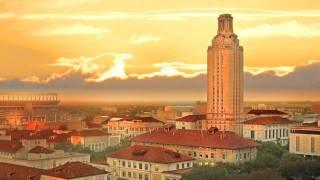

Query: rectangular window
left=250, top=130, right=255, bottom=139
left=122, top=171, right=126, bottom=177
left=139, top=163, right=143, bottom=169
left=122, top=161, right=126, bottom=167
left=193, top=152, right=197, bottom=157
left=211, top=153, right=215, bottom=159
left=182, top=163, right=185, bottom=169
left=128, top=172, right=132, bottom=178
left=296, top=136, right=300, bottom=152
left=222, top=154, right=226, bottom=160
left=145, top=164, right=149, bottom=170
left=176, top=164, right=180, bottom=169
left=133, top=162, right=137, bottom=168
left=145, top=174, right=149, bottom=180
left=311, top=137, right=315, bottom=153
left=187, top=162, right=190, bottom=168
left=269, top=130, right=271, bottom=138
left=265, top=130, right=268, bottom=139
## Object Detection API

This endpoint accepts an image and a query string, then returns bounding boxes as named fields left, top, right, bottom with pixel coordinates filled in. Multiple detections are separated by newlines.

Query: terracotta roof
left=0, top=162, right=44, bottom=180
left=0, top=140, right=23, bottom=153
left=43, top=162, right=108, bottom=179
left=108, top=145, right=193, bottom=163
left=312, top=103, right=320, bottom=114
left=86, top=121, right=102, bottom=128
left=131, top=129, right=256, bottom=149
left=176, top=115, right=206, bottom=122
left=6, top=129, right=50, bottom=140
left=29, top=146, right=54, bottom=154
left=72, top=129, right=109, bottom=137
left=247, top=109, right=287, bottom=115
left=110, top=116, right=163, bottom=123
left=291, top=122, right=320, bottom=131
left=244, top=116, right=292, bottom=125
left=47, top=133, right=70, bottom=143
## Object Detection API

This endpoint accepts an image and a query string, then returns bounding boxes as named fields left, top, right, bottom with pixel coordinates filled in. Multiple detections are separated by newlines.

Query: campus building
left=243, top=116, right=299, bottom=145
left=107, top=145, right=194, bottom=180
left=105, top=116, right=164, bottom=139
left=206, top=14, right=244, bottom=135
left=0, top=93, right=60, bottom=127
left=290, top=121, right=320, bottom=158
left=131, top=128, right=257, bottom=165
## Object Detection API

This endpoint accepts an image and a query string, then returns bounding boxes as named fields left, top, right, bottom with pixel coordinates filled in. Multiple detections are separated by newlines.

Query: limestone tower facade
left=206, top=14, right=244, bottom=135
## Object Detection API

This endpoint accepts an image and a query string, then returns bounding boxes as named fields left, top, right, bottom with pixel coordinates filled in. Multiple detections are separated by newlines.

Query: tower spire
left=217, top=14, right=234, bottom=35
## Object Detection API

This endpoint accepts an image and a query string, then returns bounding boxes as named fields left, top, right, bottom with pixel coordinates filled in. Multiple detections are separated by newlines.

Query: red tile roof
left=86, top=121, right=103, bottom=128
left=0, top=140, right=23, bottom=153
left=176, top=115, right=206, bottom=122
left=111, top=116, right=163, bottom=123
left=0, top=162, right=44, bottom=180
left=131, top=129, right=256, bottom=149
left=72, top=129, right=109, bottom=137
left=47, top=133, right=70, bottom=143
left=29, top=146, right=54, bottom=154
left=43, top=162, right=108, bottom=179
left=108, top=145, right=193, bottom=163
left=247, top=109, right=287, bottom=115
left=244, top=116, right=292, bottom=125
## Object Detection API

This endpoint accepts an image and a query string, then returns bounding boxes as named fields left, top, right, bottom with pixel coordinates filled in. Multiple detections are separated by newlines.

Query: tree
left=252, top=153, right=280, bottom=170
left=230, top=169, right=283, bottom=180
left=182, top=166, right=228, bottom=180
left=279, top=159, right=320, bottom=180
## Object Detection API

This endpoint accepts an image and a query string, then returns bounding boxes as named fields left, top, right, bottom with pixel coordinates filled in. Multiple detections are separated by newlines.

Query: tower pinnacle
left=217, top=14, right=234, bottom=35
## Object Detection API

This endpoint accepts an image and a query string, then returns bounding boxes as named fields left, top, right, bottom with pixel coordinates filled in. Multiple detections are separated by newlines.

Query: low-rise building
left=131, top=128, right=257, bottom=165
left=0, top=162, right=44, bottom=180
left=107, top=145, right=194, bottom=180
left=290, top=121, right=320, bottom=159
left=0, top=161, right=111, bottom=180
left=41, top=161, right=110, bottom=180
left=71, top=129, right=120, bottom=152
left=0, top=139, right=90, bottom=169
left=175, top=115, right=205, bottom=130
left=105, top=116, right=164, bottom=139
left=243, top=116, right=298, bottom=145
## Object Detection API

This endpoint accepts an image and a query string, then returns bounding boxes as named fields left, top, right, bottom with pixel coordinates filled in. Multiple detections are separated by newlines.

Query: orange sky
left=0, top=0, right=320, bottom=101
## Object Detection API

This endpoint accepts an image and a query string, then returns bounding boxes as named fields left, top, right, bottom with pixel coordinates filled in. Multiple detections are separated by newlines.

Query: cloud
left=127, top=34, right=161, bottom=44
left=2, top=59, right=320, bottom=101
left=239, top=21, right=320, bottom=38
left=16, top=8, right=320, bottom=21
left=130, top=62, right=206, bottom=79
left=21, top=53, right=132, bottom=83
left=34, top=23, right=110, bottom=36
left=0, top=13, right=15, bottom=19
left=86, top=53, right=132, bottom=82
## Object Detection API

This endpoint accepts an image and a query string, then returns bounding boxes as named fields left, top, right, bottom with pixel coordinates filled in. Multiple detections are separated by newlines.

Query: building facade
left=175, top=115, right=206, bottom=130
left=131, top=128, right=257, bottom=165
left=0, top=93, right=60, bottom=127
left=290, top=121, right=320, bottom=158
left=71, top=129, right=121, bottom=152
left=105, top=116, right=164, bottom=139
left=0, top=139, right=90, bottom=170
left=206, top=14, right=244, bottom=135
left=243, top=116, right=298, bottom=145
left=107, top=145, right=194, bottom=180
